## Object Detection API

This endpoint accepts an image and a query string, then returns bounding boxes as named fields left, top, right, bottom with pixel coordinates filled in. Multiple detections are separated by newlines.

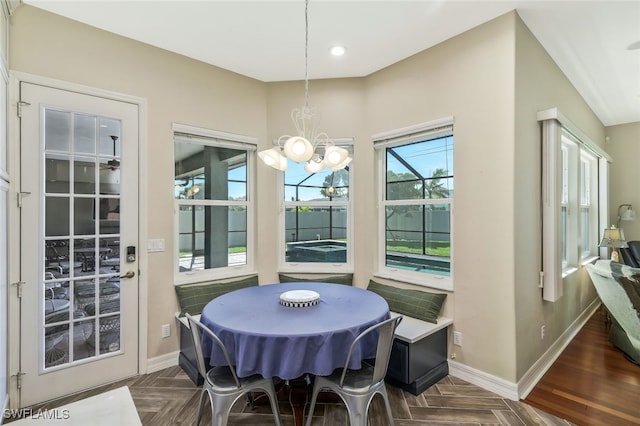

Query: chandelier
left=258, top=0, right=351, bottom=173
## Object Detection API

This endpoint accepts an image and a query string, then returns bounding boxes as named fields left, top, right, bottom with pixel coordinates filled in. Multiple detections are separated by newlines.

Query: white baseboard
left=517, top=298, right=600, bottom=399
left=448, top=360, right=519, bottom=400
left=449, top=299, right=600, bottom=401
left=146, top=350, right=179, bottom=374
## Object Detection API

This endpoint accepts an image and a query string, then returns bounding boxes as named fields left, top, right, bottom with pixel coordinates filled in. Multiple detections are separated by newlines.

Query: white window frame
left=580, top=150, right=598, bottom=260
left=173, top=123, right=257, bottom=284
left=278, top=138, right=354, bottom=273
left=373, top=116, right=454, bottom=292
left=539, top=108, right=610, bottom=302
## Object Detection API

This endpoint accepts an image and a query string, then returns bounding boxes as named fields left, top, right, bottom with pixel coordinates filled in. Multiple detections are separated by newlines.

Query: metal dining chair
left=185, top=314, right=282, bottom=426
left=305, top=315, right=402, bottom=426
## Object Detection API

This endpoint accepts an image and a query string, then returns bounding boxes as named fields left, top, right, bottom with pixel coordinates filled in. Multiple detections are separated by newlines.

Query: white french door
left=18, top=82, right=139, bottom=406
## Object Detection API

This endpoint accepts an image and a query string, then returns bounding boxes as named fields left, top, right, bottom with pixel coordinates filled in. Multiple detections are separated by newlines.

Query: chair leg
left=247, top=391, right=255, bottom=409
left=263, top=387, right=283, bottom=426
left=305, top=383, right=321, bottom=426
left=345, top=401, right=368, bottom=426
left=210, top=394, right=235, bottom=426
left=195, top=389, right=208, bottom=426
left=379, top=386, right=395, bottom=426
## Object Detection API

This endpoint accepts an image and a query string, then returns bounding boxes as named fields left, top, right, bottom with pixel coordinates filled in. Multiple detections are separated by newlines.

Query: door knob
left=119, top=270, right=135, bottom=279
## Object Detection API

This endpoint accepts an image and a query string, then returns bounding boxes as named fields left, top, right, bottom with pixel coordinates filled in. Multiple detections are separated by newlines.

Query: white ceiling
left=22, top=0, right=640, bottom=126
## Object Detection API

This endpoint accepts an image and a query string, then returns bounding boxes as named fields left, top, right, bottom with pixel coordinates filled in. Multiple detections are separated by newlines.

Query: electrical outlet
left=161, top=324, right=171, bottom=338
left=453, top=331, right=462, bottom=346
left=541, top=325, right=546, bottom=340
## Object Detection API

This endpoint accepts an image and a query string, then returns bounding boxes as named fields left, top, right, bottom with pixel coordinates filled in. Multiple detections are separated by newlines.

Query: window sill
left=562, top=266, right=578, bottom=279
left=279, top=263, right=353, bottom=274
left=174, top=267, right=258, bottom=286
left=581, top=255, right=600, bottom=266
left=373, top=270, right=453, bottom=292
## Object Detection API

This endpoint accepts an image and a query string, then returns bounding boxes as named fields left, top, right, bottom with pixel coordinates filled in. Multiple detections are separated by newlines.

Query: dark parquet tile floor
left=14, top=366, right=572, bottom=425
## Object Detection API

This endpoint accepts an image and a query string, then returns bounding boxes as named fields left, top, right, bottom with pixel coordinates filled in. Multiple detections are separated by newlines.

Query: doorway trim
left=8, top=71, right=148, bottom=408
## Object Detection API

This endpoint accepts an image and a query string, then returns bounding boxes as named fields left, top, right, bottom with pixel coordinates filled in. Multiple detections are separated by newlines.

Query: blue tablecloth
left=200, top=282, right=390, bottom=380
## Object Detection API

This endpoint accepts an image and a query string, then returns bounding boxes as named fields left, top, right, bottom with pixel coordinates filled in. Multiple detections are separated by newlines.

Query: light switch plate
left=147, top=239, right=165, bottom=252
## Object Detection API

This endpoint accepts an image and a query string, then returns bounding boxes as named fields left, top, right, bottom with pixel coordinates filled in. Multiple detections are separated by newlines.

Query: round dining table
left=199, top=282, right=390, bottom=380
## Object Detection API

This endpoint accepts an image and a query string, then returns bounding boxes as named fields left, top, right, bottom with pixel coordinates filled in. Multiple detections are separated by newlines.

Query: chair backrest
left=185, top=313, right=240, bottom=387
left=586, top=265, right=640, bottom=347
left=621, top=241, right=640, bottom=268
left=339, top=315, right=402, bottom=387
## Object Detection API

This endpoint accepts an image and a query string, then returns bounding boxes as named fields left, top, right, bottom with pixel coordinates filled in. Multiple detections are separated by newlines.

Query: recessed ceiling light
left=628, top=41, right=640, bottom=50
left=330, top=45, right=346, bottom=56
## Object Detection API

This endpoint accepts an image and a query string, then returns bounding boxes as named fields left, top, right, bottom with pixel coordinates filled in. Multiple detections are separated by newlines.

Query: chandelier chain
left=304, top=0, right=309, bottom=109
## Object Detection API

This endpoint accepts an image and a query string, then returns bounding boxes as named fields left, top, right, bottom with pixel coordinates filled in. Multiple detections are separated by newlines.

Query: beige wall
left=10, top=6, right=269, bottom=359
left=606, top=122, right=640, bottom=241
left=513, top=15, right=605, bottom=379
left=9, top=5, right=617, bottom=386
left=365, top=12, right=518, bottom=379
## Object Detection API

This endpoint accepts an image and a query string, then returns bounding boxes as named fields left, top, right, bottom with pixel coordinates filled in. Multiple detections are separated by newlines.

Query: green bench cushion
left=175, top=275, right=258, bottom=317
left=278, top=273, right=353, bottom=285
left=367, top=280, right=446, bottom=324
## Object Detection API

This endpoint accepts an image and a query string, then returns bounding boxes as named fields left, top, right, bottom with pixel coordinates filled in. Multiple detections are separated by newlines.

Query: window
left=373, top=118, right=454, bottom=290
left=173, top=125, right=256, bottom=282
left=280, top=141, right=352, bottom=271
left=580, top=151, right=598, bottom=259
left=559, top=130, right=599, bottom=270
left=561, top=145, right=569, bottom=265
left=540, top=108, right=610, bottom=301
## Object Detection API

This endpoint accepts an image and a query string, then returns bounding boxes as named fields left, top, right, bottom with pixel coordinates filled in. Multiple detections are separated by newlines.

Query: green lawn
left=386, top=242, right=450, bottom=257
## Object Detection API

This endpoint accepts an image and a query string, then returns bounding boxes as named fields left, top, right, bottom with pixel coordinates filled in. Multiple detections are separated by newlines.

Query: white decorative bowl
left=279, top=290, right=320, bottom=308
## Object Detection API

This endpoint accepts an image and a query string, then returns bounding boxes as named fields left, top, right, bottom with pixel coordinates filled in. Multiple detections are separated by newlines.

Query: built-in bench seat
left=366, top=280, right=450, bottom=394
left=388, top=311, right=452, bottom=395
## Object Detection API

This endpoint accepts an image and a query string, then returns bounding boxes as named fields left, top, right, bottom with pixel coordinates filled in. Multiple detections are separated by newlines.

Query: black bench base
left=385, top=326, right=448, bottom=395
left=386, top=360, right=448, bottom=395
left=178, top=317, right=204, bottom=386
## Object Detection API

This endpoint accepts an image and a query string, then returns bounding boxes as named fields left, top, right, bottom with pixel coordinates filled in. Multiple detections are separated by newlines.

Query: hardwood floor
left=524, top=307, right=640, bottom=426
left=9, top=307, right=638, bottom=425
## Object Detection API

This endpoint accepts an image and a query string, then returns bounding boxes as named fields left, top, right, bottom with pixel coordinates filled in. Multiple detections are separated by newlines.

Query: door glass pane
left=45, top=154, right=70, bottom=194
left=73, top=319, right=94, bottom=361
left=44, top=239, right=71, bottom=280
left=98, top=198, right=120, bottom=234
left=44, top=110, right=71, bottom=152
left=74, top=157, right=96, bottom=194
left=100, top=167, right=120, bottom=195
left=74, top=199, right=95, bottom=236
left=74, top=114, right=96, bottom=154
left=98, top=118, right=120, bottom=156
left=45, top=197, right=69, bottom=237
left=41, top=108, right=123, bottom=370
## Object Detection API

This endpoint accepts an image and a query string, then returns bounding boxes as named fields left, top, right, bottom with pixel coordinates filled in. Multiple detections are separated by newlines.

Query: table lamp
left=616, top=203, right=636, bottom=229
left=599, top=225, right=628, bottom=262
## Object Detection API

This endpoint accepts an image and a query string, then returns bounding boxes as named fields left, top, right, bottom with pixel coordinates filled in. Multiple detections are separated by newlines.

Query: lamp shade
left=331, top=156, right=352, bottom=171
left=304, top=157, right=325, bottom=173
left=599, top=226, right=628, bottom=248
left=621, top=207, right=636, bottom=221
left=258, top=147, right=288, bottom=171
left=283, top=136, right=314, bottom=163
left=324, top=145, right=349, bottom=167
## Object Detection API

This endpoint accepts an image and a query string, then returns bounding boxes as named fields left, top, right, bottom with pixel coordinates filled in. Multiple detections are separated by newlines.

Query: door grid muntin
left=42, top=107, right=123, bottom=371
